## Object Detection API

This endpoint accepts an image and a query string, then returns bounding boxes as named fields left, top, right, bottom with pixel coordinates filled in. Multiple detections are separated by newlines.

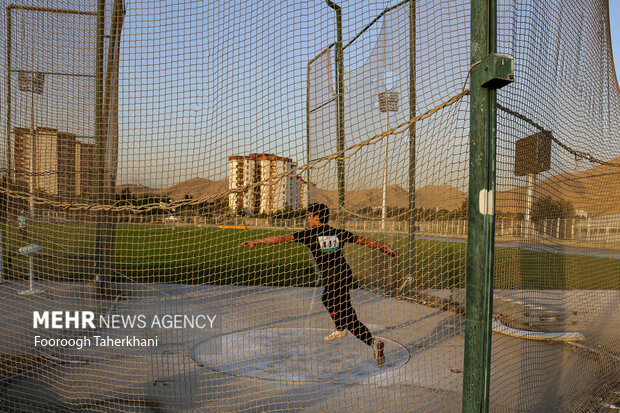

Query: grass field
left=2, top=223, right=618, bottom=290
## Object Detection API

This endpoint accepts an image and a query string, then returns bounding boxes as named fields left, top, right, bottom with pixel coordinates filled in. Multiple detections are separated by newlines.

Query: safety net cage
left=0, top=0, right=618, bottom=411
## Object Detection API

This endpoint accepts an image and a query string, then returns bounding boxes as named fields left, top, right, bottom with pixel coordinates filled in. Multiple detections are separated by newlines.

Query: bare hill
left=115, top=157, right=619, bottom=216
left=116, top=178, right=228, bottom=201
left=115, top=183, right=156, bottom=196
left=163, top=177, right=228, bottom=200
left=497, top=157, right=620, bottom=217
left=316, top=184, right=466, bottom=211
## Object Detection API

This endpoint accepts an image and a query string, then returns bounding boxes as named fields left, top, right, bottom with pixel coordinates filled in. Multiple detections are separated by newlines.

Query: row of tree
left=0, top=178, right=580, bottom=223
left=263, top=196, right=578, bottom=223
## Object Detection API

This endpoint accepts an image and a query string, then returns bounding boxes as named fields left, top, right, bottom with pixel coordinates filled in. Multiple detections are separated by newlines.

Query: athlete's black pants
left=321, top=272, right=374, bottom=347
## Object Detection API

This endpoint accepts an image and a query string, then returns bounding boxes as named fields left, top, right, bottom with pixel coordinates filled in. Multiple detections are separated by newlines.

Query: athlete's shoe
left=374, top=339, right=385, bottom=367
left=323, top=330, right=347, bottom=341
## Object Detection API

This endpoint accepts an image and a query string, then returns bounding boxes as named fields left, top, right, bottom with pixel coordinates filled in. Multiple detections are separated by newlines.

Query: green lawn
left=2, top=223, right=618, bottom=290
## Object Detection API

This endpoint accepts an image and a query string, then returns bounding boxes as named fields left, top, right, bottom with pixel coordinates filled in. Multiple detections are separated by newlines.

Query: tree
left=530, top=196, right=575, bottom=236
left=531, top=196, right=575, bottom=221
left=455, top=200, right=468, bottom=220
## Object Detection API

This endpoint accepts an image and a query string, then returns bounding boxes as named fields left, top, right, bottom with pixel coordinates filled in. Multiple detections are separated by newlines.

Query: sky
left=113, top=0, right=620, bottom=189
left=1, top=0, right=619, bottom=190
left=611, top=1, right=620, bottom=82
left=117, top=0, right=620, bottom=189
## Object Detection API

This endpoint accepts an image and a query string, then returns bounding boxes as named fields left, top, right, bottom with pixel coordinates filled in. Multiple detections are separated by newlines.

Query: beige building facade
left=228, top=153, right=315, bottom=215
left=13, top=127, right=95, bottom=196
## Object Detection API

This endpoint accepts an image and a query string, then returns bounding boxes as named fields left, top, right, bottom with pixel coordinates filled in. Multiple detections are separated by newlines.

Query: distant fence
left=30, top=211, right=619, bottom=245
left=497, top=218, right=620, bottom=243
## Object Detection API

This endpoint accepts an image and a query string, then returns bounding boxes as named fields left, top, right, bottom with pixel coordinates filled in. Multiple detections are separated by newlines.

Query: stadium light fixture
left=377, top=91, right=398, bottom=230
left=17, top=71, right=45, bottom=218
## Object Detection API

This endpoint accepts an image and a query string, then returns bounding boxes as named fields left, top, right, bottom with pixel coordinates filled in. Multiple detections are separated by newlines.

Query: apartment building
left=299, top=178, right=316, bottom=211
left=13, top=127, right=95, bottom=196
left=228, top=153, right=315, bottom=215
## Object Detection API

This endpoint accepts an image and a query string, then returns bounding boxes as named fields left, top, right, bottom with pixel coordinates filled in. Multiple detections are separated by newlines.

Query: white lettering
left=65, top=311, right=80, bottom=329
left=121, top=314, right=135, bottom=328
left=34, top=335, right=91, bottom=350
left=33, top=311, right=49, bottom=329
left=99, top=314, right=147, bottom=329
left=34, top=311, right=96, bottom=329
left=82, top=311, right=95, bottom=330
left=109, top=315, right=121, bottom=329
left=51, top=311, right=64, bottom=329
left=160, top=314, right=172, bottom=328
left=136, top=314, right=147, bottom=329
left=82, top=312, right=96, bottom=329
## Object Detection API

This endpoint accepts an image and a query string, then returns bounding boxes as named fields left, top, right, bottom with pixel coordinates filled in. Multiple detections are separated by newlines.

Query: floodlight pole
left=17, top=71, right=43, bottom=218
left=326, top=0, right=345, bottom=228
left=381, top=101, right=389, bottom=230
left=378, top=92, right=397, bottom=231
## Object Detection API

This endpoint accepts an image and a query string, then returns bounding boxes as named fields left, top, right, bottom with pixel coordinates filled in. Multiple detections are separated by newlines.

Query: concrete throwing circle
left=191, top=327, right=410, bottom=384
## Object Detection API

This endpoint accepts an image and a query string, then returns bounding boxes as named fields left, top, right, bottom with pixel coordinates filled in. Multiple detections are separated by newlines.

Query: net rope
left=0, top=0, right=618, bottom=412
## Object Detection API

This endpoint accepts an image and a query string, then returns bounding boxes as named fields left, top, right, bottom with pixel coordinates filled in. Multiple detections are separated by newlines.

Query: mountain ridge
left=116, top=157, right=620, bottom=216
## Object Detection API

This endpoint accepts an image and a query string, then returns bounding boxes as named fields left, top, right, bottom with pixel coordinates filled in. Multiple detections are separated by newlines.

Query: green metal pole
left=95, top=0, right=124, bottom=298
left=408, top=0, right=416, bottom=285
left=326, top=0, right=345, bottom=228
left=306, top=56, right=311, bottom=203
left=94, top=0, right=108, bottom=297
left=462, top=0, right=497, bottom=411
left=104, top=0, right=125, bottom=192
left=5, top=6, right=13, bottom=277
left=6, top=7, right=12, bottom=184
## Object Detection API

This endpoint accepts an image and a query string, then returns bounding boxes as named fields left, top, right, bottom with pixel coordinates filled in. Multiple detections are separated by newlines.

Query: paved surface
left=0, top=280, right=618, bottom=412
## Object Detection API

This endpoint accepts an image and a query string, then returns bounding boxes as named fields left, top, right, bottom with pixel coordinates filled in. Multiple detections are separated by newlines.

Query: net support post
left=0, top=230, right=3, bottom=282
left=462, top=1, right=513, bottom=412
left=408, top=0, right=417, bottom=287
left=326, top=0, right=345, bottom=228
left=94, top=0, right=112, bottom=299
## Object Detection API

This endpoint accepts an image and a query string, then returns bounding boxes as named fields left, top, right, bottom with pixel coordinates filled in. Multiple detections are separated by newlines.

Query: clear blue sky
left=2, top=1, right=617, bottom=189
left=114, top=1, right=620, bottom=188
left=611, top=1, right=620, bottom=82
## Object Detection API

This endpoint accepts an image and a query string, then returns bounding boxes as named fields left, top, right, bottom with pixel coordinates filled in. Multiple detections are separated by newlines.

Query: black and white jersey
left=292, top=225, right=356, bottom=279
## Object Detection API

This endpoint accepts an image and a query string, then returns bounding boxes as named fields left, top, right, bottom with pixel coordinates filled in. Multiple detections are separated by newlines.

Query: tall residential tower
left=228, top=153, right=315, bottom=215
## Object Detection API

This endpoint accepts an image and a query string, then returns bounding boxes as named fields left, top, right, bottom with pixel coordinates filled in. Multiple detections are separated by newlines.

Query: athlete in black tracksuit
left=292, top=224, right=374, bottom=346
left=240, top=203, right=396, bottom=366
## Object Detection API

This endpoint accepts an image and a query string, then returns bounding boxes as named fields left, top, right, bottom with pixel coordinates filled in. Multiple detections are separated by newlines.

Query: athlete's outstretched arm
left=353, top=236, right=397, bottom=257
left=240, top=234, right=295, bottom=250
